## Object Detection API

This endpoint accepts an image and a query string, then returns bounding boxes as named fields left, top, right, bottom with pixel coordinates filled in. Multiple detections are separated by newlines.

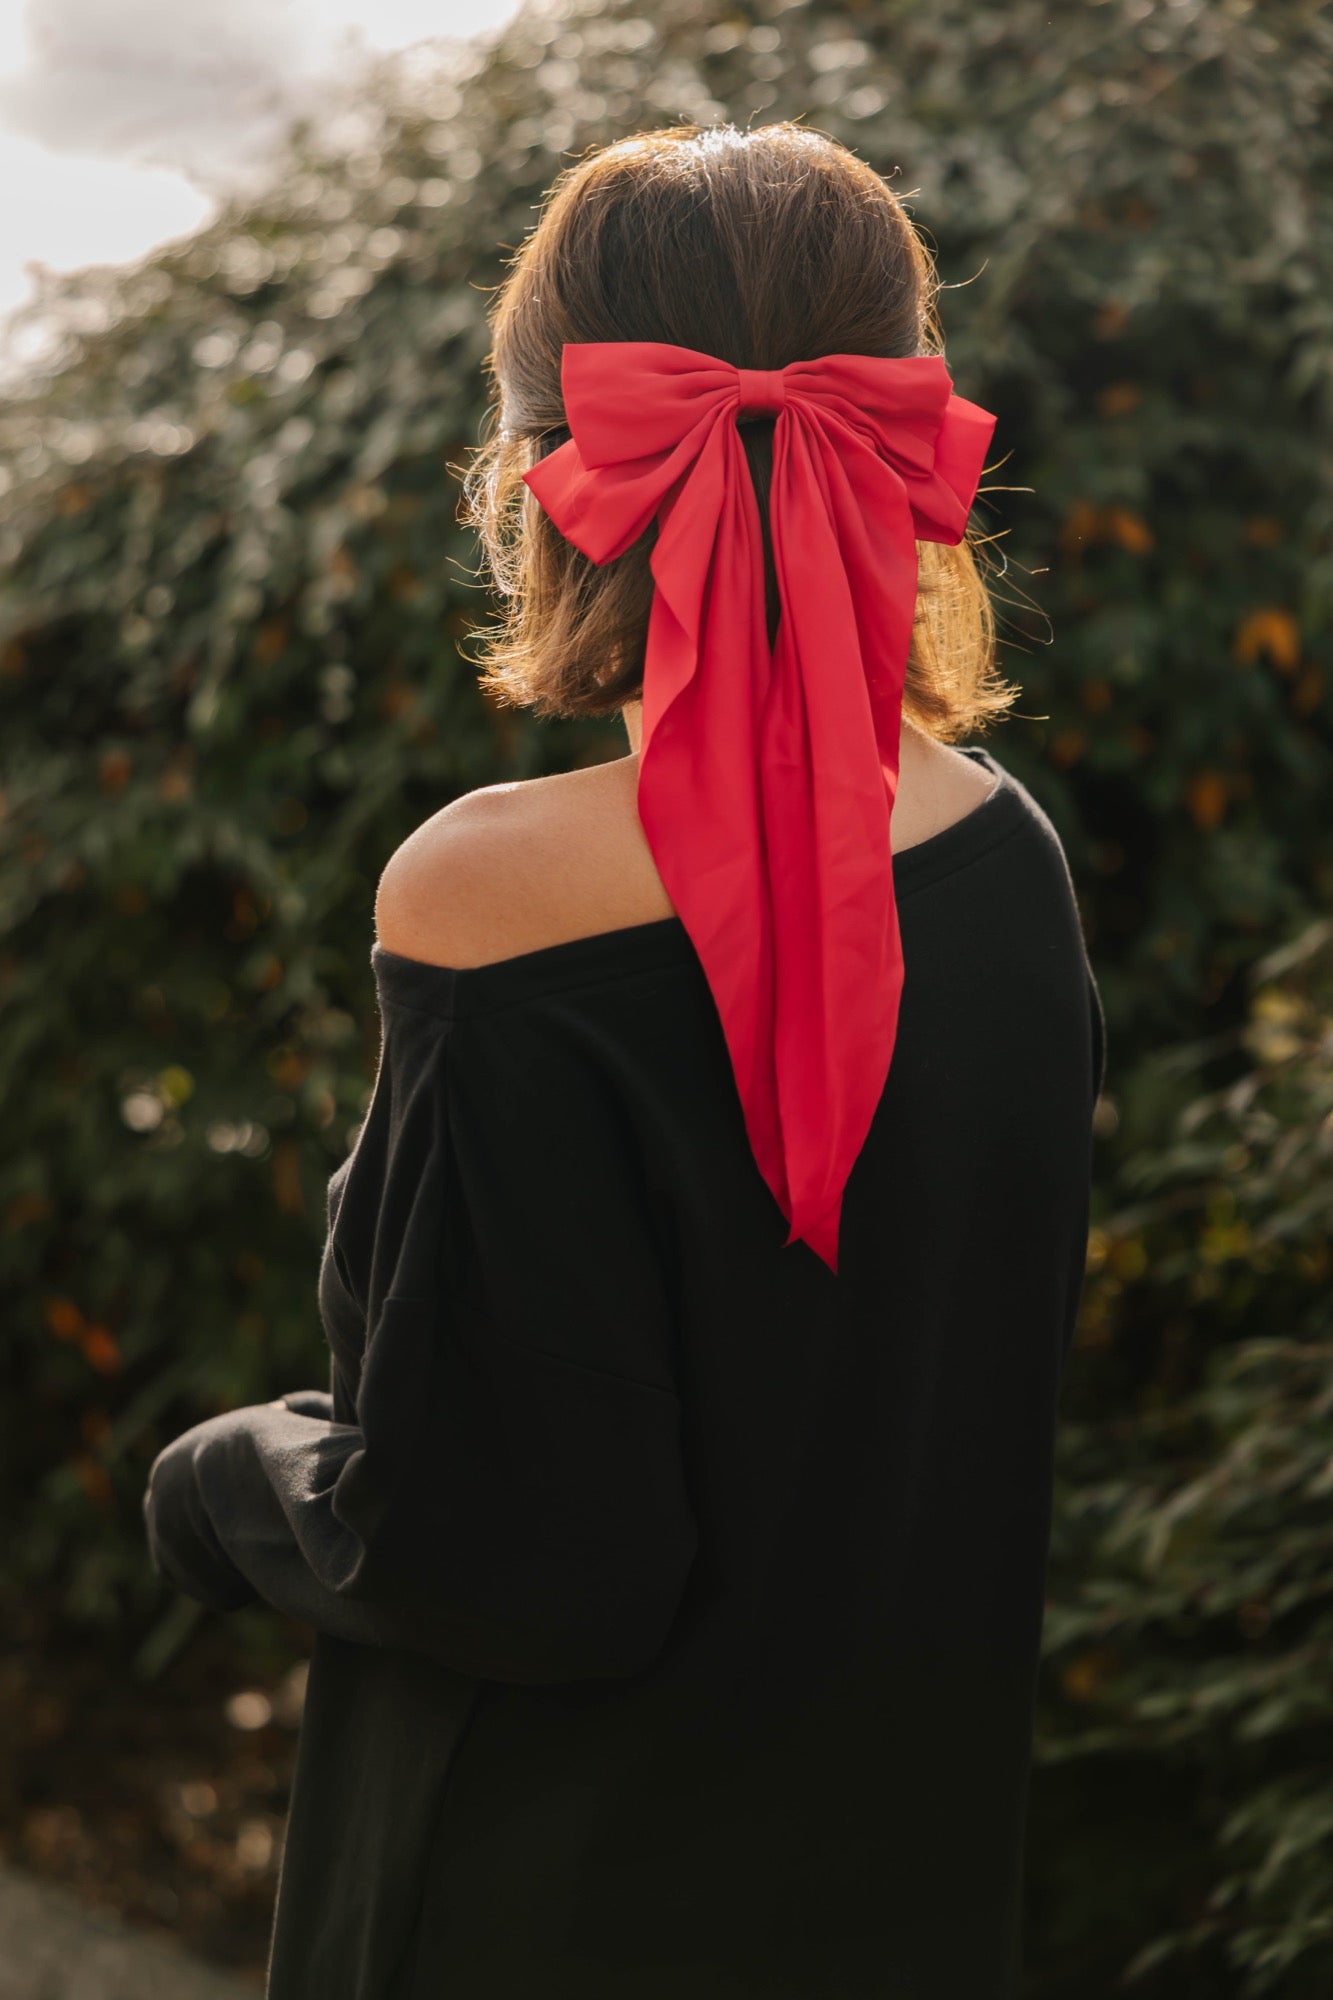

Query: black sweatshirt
left=143, top=745, right=1106, bottom=2000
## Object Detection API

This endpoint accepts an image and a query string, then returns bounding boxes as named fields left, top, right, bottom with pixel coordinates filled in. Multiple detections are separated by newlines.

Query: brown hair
left=459, top=121, right=1020, bottom=740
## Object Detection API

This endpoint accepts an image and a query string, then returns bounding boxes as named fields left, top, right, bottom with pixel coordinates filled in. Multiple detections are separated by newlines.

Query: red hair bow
left=522, top=342, right=996, bottom=1274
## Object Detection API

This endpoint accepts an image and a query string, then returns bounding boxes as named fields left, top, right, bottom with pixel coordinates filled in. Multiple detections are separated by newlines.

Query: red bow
left=522, top=342, right=996, bottom=1274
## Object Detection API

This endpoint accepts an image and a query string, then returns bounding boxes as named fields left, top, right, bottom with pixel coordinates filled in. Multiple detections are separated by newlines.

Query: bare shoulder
left=373, top=781, right=521, bottom=968
left=374, top=758, right=670, bottom=970
left=374, top=733, right=1001, bottom=970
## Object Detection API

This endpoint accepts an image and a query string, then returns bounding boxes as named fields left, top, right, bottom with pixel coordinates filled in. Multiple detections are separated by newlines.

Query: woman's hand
left=142, top=1417, right=261, bottom=1612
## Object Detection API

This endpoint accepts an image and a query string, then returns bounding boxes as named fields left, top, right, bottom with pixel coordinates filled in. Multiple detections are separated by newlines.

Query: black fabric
left=142, top=745, right=1106, bottom=2000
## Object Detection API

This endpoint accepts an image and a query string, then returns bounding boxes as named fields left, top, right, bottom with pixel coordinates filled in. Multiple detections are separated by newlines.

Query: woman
left=144, top=122, right=1105, bottom=2000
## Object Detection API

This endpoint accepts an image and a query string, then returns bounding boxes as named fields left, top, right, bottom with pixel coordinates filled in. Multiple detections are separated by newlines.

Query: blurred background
left=0, top=0, right=1329, bottom=1993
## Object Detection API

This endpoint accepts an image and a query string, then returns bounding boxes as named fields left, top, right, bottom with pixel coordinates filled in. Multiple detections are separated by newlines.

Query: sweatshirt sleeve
left=142, top=965, right=699, bottom=1686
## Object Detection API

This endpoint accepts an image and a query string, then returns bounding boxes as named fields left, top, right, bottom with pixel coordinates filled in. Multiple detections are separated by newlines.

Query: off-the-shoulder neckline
left=371, top=746, right=1030, bottom=1019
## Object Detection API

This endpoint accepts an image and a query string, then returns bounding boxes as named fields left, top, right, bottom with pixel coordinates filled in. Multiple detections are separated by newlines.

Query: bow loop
left=521, top=341, right=996, bottom=1272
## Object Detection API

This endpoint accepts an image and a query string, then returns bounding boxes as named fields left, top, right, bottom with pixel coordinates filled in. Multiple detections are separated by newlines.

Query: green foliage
left=1042, top=919, right=1333, bottom=1996
left=0, top=0, right=1330, bottom=1990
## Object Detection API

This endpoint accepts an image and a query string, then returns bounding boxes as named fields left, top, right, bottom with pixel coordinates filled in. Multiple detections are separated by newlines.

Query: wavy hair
left=459, top=120, right=1019, bottom=739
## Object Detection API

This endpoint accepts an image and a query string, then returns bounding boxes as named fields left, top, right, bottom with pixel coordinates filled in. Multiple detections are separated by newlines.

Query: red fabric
left=521, top=342, right=996, bottom=1274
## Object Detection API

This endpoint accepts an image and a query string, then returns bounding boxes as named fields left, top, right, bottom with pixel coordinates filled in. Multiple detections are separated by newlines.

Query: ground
left=0, top=1613, right=305, bottom=1989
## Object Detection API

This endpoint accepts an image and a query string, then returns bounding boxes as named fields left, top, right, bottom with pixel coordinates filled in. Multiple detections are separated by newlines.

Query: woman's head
left=461, top=121, right=1019, bottom=738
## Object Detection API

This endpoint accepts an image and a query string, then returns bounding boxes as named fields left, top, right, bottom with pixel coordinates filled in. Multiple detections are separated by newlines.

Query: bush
left=1040, top=918, right=1333, bottom=1998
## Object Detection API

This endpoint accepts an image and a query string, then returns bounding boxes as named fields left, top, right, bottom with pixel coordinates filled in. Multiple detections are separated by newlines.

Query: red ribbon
left=522, top=342, right=996, bottom=1274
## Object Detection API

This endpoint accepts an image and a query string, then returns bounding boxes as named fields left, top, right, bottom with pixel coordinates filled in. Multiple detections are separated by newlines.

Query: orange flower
left=272, top=1140, right=306, bottom=1217
left=99, top=751, right=131, bottom=794
left=5, top=1193, right=53, bottom=1233
left=79, top=1326, right=123, bottom=1375
left=44, top=1297, right=84, bottom=1342
left=1186, top=770, right=1229, bottom=830
left=73, top=1454, right=114, bottom=1511
left=1061, top=1649, right=1116, bottom=1702
left=1096, top=383, right=1142, bottom=418
left=1105, top=506, right=1154, bottom=553
left=1233, top=608, right=1300, bottom=673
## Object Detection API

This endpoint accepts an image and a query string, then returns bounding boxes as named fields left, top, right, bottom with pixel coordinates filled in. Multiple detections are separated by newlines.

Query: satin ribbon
left=522, top=342, right=996, bottom=1274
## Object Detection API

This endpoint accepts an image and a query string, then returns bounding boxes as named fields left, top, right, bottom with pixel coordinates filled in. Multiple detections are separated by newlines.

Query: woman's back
left=235, top=743, right=1105, bottom=2000
left=138, top=122, right=1107, bottom=2000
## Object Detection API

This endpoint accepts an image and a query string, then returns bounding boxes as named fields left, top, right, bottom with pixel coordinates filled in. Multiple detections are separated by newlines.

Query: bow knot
left=735, top=365, right=788, bottom=417
left=522, top=341, right=995, bottom=1274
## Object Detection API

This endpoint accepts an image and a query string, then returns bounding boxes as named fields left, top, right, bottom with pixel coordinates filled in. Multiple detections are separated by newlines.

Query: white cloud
left=0, top=129, right=212, bottom=323
left=0, top=0, right=523, bottom=377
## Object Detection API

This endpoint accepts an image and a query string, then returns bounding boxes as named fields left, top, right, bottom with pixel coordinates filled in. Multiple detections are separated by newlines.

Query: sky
left=0, top=0, right=524, bottom=361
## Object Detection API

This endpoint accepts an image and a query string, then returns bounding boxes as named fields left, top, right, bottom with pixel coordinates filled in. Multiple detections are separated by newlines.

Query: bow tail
left=758, top=418, right=923, bottom=1272
left=636, top=424, right=790, bottom=1225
